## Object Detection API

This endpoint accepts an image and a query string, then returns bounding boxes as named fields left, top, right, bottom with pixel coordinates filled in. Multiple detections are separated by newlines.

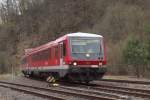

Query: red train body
left=21, top=32, right=107, bottom=83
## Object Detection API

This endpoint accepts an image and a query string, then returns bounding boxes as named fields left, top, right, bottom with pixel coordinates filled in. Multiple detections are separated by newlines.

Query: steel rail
left=61, top=81, right=150, bottom=98
left=101, top=79, right=150, bottom=85
left=90, top=83, right=150, bottom=98
left=93, top=85, right=150, bottom=98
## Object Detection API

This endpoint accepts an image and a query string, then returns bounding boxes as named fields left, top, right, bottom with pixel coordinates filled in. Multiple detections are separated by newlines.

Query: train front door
left=59, top=43, right=63, bottom=66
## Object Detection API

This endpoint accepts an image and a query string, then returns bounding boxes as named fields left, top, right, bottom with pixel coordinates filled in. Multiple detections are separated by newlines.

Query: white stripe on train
left=22, top=65, right=69, bottom=70
left=21, top=65, right=105, bottom=71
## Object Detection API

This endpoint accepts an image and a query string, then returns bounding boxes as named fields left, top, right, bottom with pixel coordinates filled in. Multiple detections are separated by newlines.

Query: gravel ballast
left=0, top=87, right=49, bottom=100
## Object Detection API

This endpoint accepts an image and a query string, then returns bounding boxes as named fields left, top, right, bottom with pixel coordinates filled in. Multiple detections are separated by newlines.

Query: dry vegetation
left=0, top=0, right=150, bottom=78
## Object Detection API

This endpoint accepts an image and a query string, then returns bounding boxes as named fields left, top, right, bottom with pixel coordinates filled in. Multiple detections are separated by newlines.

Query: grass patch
left=0, top=74, right=14, bottom=80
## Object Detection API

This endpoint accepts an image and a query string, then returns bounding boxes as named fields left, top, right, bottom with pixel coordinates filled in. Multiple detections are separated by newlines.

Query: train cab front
left=65, top=35, right=107, bottom=83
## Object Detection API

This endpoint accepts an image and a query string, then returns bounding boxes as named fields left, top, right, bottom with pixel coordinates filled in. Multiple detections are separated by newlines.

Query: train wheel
left=28, top=71, right=34, bottom=77
left=22, top=71, right=28, bottom=77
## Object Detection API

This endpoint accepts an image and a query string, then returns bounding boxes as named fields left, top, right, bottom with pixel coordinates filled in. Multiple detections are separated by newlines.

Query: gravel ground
left=0, top=75, right=88, bottom=100
left=5, top=76, right=49, bottom=87
left=103, top=75, right=150, bottom=82
left=93, top=80, right=150, bottom=90
left=0, top=75, right=150, bottom=100
left=0, top=75, right=49, bottom=100
left=0, top=87, right=48, bottom=100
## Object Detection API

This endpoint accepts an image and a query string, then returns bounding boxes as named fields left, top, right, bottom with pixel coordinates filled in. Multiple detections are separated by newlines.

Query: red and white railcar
left=21, top=32, right=107, bottom=83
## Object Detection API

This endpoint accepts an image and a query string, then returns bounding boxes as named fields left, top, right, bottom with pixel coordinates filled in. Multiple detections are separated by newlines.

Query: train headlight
left=73, top=62, right=77, bottom=66
left=86, top=53, right=90, bottom=58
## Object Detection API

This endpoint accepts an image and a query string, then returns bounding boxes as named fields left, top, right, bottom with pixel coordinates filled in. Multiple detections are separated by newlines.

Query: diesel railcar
left=21, top=32, right=107, bottom=83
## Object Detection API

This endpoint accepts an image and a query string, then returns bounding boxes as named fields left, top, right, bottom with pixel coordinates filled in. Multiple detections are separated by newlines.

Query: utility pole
left=11, top=64, right=14, bottom=80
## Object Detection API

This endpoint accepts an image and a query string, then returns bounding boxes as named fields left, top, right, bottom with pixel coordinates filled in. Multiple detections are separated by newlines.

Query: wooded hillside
left=0, top=0, right=150, bottom=77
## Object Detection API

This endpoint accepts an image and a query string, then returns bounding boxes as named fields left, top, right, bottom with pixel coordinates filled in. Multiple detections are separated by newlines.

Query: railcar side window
left=55, top=46, right=58, bottom=58
left=22, top=58, right=27, bottom=64
left=32, top=48, right=51, bottom=61
left=32, top=54, right=38, bottom=61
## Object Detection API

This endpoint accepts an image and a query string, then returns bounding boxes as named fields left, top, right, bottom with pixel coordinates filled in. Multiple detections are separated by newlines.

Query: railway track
left=62, top=81, right=150, bottom=99
left=1, top=79, right=150, bottom=100
left=0, top=81, right=121, bottom=100
left=92, top=84, right=150, bottom=98
left=100, top=79, right=150, bottom=85
left=93, top=79, right=150, bottom=98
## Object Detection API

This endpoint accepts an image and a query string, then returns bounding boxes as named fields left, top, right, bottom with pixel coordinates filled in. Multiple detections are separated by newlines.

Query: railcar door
left=59, top=43, right=63, bottom=66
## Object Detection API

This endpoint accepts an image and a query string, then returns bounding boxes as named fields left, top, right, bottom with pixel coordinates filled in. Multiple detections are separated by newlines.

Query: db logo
left=86, top=62, right=90, bottom=64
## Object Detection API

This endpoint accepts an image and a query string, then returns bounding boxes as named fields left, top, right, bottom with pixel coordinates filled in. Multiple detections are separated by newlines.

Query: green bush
left=146, top=39, right=150, bottom=64
left=123, top=37, right=147, bottom=77
left=144, top=24, right=150, bottom=33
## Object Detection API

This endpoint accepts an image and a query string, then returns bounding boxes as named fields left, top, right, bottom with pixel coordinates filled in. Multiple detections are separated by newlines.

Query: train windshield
left=69, top=37, right=103, bottom=60
left=70, top=38, right=101, bottom=54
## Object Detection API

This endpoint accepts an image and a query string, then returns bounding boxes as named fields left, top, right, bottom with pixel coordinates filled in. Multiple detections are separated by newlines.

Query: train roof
left=67, top=32, right=103, bottom=38
left=55, top=32, right=103, bottom=43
